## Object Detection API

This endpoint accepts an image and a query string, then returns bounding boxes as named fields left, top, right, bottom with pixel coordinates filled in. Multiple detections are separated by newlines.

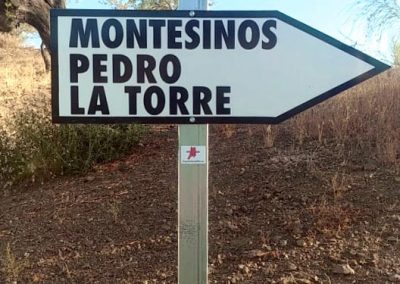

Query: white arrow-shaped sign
left=51, top=10, right=390, bottom=124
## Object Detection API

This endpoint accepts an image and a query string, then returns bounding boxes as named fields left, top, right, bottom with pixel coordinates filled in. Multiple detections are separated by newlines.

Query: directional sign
left=51, top=10, right=390, bottom=124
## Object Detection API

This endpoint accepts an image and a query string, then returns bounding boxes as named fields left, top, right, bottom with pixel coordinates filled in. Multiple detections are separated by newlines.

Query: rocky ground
left=0, top=125, right=399, bottom=283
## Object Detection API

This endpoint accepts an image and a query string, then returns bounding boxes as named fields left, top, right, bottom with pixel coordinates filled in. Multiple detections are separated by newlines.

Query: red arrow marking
left=187, top=147, right=200, bottom=160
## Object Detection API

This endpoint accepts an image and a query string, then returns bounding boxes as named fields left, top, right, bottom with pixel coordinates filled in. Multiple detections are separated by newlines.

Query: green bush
left=0, top=108, right=144, bottom=187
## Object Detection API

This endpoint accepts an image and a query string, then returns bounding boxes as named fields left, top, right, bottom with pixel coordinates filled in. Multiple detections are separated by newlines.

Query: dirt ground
left=0, top=125, right=399, bottom=283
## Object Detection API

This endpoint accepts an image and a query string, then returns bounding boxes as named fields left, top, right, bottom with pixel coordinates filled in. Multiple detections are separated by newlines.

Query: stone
left=391, top=215, right=400, bottom=222
left=264, top=245, right=272, bottom=251
left=372, top=253, right=379, bottom=264
left=286, top=262, right=297, bottom=271
left=332, top=264, right=355, bottom=275
left=296, top=279, right=312, bottom=284
left=84, top=176, right=95, bottom=182
left=247, top=249, right=268, bottom=258
left=161, top=224, right=170, bottom=231
left=296, top=239, right=307, bottom=247
left=349, top=259, right=359, bottom=267
left=329, top=255, right=346, bottom=263
left=226, top=221, right=239, bottom=231
left=390, top=274, right=400, bottom=282
left=349, top=249, right=357, bottom=256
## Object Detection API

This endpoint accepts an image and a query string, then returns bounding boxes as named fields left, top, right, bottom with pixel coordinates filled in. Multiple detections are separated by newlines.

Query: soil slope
left=0, top=125, right=399, bottom=283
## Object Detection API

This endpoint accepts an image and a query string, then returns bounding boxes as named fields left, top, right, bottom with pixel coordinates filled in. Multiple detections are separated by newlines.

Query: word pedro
left=70, top=53, right=231, bottom=115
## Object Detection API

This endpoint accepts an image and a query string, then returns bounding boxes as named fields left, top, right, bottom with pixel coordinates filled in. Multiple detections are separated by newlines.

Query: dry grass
left=276, top=68, right=400, bottom=168
left=217, top=69, right=399, bottom=168
left=1, top=243, right=29, bottom=284
left=308, top=199, right=356, bottom=237
left=107, top=199, right=122, bottom=223
left=0, top=36, right=144, bottom=187
left=0, top=34, right=50, bottom=126
left=0, top=33, right=22, bottom=49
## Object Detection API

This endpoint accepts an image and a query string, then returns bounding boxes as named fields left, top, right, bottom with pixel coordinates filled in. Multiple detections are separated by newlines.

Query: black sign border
left=51, top=9, right=390, bottom=124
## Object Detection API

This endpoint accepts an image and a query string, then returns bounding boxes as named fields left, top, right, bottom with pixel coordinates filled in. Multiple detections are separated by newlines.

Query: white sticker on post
left=181, top=146, right=207, bottom=164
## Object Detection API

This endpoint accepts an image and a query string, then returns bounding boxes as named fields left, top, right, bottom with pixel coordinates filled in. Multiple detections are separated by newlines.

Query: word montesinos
left=68, top=17, right=278, bottom=117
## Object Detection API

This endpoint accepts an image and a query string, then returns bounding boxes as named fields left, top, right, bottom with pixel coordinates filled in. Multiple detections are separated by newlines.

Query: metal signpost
left=50, top=3, right=389, bottom=283
left=177, top=2, right=209, bottom=283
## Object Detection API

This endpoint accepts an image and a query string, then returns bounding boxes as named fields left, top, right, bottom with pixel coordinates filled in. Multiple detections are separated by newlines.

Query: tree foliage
left=0, top=0, right=17, bottom=32
left=0, top=0, right=65, bottom=49
left=0, top=0, right=65, bottom=70
left=354, top=0, right=400, bottom=38
left=353, top=0, right=400, bottom=64
left=102, top=0, right=177, bottom=10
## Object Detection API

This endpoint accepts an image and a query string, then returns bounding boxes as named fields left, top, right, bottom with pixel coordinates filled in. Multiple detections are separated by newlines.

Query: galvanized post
left=178, top=1, right=209, bottom=283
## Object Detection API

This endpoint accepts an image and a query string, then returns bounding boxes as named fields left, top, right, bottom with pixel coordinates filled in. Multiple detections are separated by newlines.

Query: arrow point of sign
left=264, top=11, right=391, bottom=123
left=274, top=60, right=390, bottom=124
